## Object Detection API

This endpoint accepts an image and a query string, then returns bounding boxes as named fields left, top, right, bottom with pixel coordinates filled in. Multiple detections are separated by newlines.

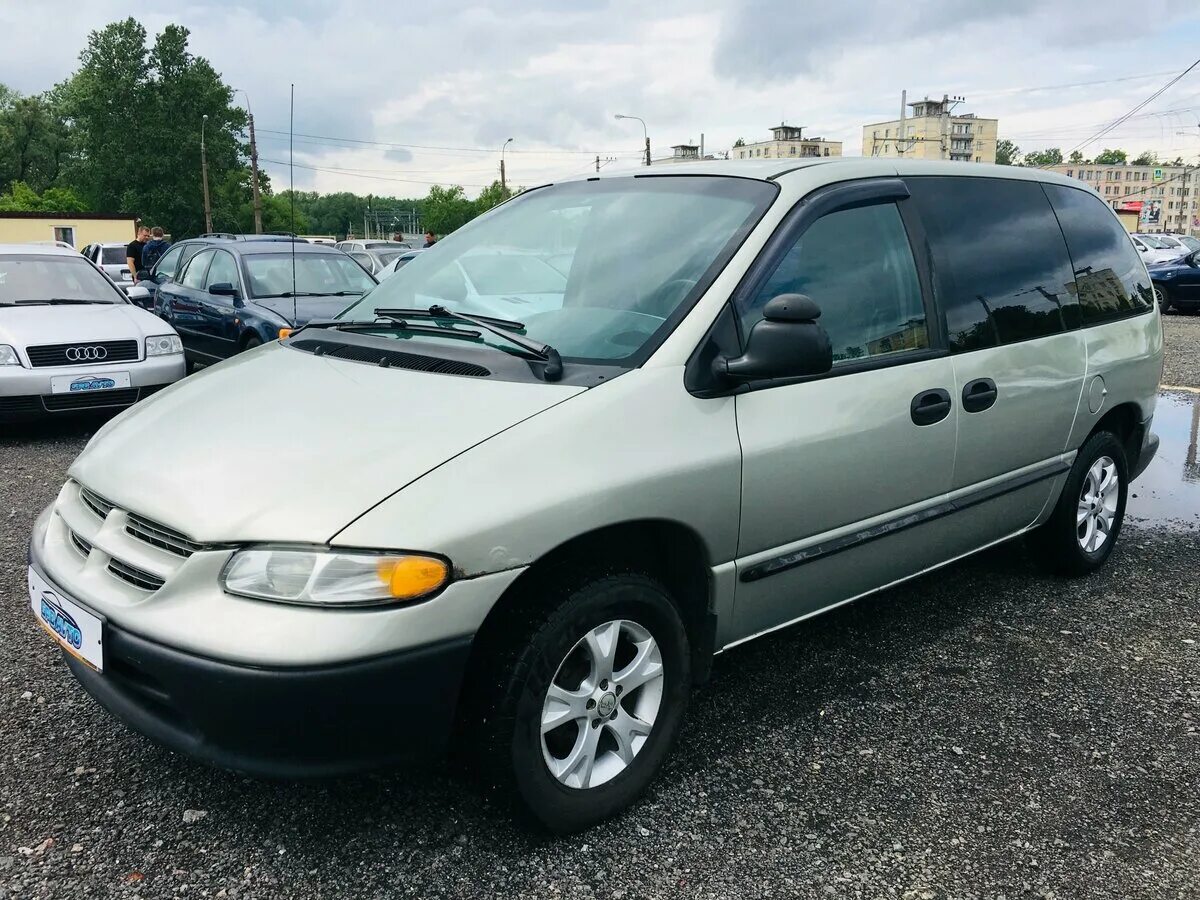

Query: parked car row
left=21, top=159, right=1164, bottom=832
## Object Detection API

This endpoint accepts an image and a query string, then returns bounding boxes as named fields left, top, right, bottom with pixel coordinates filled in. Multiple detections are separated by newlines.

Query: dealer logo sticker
left=39, top=593, right=83, bottom=650
left=69, top=376, right=116, bottom=392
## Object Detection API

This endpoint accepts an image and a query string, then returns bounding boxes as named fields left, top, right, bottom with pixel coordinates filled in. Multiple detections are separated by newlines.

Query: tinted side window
left=1043, top=184, right=1153, bottom=324
left=181, top=250, right=214, bottom=289
left=205, top=250, right=239, bottom=289
left=736, top=202, right=927, bottom=365
left=907, top=177, right=1076, bottom=351
left=154, top=244, right=184, bottom=279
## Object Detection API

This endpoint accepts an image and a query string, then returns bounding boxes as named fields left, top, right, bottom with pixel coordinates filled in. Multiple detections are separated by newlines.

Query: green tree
left=733, top=138, right=745, bottom=148
left=1170, top=156, right=1184, bottom=166
left=0, top=87, right=70, bottom=193
left=57, top=19, right=249, bottom=237
left=995, top=139, right=1020, bottom=166
left=1093, top=148, right=1127, bottom=165
left=1022, top=147, right=1063, bottom=167
left=421, top=185, right=476, bottom=236
left=0, top=180, right=87, bottom=211
left=474, top=180, right=512, bottom=214
left=1068, top=150, right=1085, bottom=164
left=1131, top=150, right=1157, bottom=166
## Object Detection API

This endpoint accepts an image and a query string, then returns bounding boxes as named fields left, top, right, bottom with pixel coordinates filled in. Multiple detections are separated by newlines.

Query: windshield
left=101, top=246, right=126, bottom=265
left=244, top=252, right=376, bottom=297
left=365, top=242, right=408, bottom=251
left=375, top=249, right=408, bottom=265
left=1138, top=234, right=1168, bottom=249
left=0, top=255, right=124, bottom=305
left=339, top=176, right=777, bottom=363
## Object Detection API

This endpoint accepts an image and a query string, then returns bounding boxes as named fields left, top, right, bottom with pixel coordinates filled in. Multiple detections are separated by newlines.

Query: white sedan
left=0, top=243, right=186, bottom=422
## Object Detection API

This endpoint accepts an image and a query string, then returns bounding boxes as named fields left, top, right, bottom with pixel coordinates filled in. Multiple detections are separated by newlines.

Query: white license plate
left=50, top=371, right=131, bottom=394
left=28, top=567, right=104, bottom=672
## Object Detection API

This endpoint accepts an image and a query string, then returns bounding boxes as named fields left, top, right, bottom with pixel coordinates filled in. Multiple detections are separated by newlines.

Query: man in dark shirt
left=126, top=226, right=150, bottom=281
left=422, top=230, right=437, bottom=248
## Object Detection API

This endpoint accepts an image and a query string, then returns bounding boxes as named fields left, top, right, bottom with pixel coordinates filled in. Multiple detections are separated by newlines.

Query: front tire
left=470, top=571, right=691, bottom=833
left=242, top=335, right=263, bottom=352
left=1029, top=431, right=1128, bottom=576
left=1154, top=283, right=1172, bottom=312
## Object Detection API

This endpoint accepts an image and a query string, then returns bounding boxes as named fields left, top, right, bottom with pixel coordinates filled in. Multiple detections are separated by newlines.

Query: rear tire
left=466, top=570, right=691, bottom=833
left=1028, top=431, right=1128, bottom=577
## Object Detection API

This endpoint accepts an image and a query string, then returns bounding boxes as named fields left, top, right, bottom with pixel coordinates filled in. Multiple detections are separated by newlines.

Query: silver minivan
left=26, top=159, right=1162, bottom=832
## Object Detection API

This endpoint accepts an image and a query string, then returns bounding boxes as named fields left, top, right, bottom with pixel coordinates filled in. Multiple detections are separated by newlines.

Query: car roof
left=552, top=156, right=1085, bottom=190
left=0, top=243, right=87, bottom=257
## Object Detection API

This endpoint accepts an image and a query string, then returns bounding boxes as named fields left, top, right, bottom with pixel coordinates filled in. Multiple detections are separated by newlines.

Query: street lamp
left=233, top=88, right=264, bottom=234
left=615, top=114, right=651, bottom=166
left=200, top=114, right=213, bottom=233
left=501, top=137, right=514, bottom=196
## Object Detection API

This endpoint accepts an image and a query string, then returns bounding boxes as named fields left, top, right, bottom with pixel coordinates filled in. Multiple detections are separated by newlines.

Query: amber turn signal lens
left=376, top=556, right=450, bottom=600
left=278, top=328, right=293, bottom=340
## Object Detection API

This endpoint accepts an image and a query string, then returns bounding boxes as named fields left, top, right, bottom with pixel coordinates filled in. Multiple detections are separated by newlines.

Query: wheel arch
left=466, top=518, right=717, bottom=692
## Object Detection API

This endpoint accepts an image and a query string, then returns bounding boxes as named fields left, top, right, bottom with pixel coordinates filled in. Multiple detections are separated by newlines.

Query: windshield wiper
left=256, top=290, right=364, bottom=299
left=374, top=305, right=564, bottom=381
left=296, top=315, right=483, bottom=342
left=6, top=298, right=109, bottom=306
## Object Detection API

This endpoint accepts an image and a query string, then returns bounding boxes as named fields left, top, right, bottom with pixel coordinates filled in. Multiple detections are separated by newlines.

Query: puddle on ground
left=1126, top=390, right=1200, bottom=531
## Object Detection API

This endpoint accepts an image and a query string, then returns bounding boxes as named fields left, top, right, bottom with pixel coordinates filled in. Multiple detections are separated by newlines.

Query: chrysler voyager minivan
left=27, top=159, right=1162, bottom=832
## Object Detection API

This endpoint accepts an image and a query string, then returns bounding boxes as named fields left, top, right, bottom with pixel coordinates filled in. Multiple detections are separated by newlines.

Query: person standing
left=423, top=230, right=437, bottom=248
left=141, top=226, right=171, bottom=273
left=126, top=226, right=150, bottom=282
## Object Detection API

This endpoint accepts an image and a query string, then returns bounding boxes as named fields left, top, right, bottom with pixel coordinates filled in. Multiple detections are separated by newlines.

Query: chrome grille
left=79, top=486, right=114, bottom=520
left=25, top=340, right=139, bottom=368
left=107, top=558, right=166, bottom=592
left=125, top=513, right=210, bottom=558
left=69, top=530, right=93, bottom=558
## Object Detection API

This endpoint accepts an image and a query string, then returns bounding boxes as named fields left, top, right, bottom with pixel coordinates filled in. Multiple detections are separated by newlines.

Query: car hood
left=69, top=341, right=584, bottom=543
left=0, top=303, right=163, bottom=348
left=252, top=295, right=358, bottom=326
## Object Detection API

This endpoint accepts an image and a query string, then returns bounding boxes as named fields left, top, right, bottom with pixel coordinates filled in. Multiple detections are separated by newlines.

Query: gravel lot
left=1161, top=311, right=1200, bottom=389
left=1, top=320, right=1198, bottom=899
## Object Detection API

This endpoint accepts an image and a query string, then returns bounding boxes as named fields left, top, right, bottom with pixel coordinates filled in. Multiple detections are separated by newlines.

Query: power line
left=260, top=157, right=489, bottom=188
left=258, top=129, right=642, bottom=157
left=971, top=69, right=1178, bottom=99
left=1061, top=57, right=1200, bottom=159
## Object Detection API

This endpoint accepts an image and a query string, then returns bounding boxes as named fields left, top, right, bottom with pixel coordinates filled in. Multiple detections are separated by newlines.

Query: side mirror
left=716, top=294, right=832, bottom=383
left=125, top=285, right=151, bottom=308
left=209, top=282, right=238, bottom=297
left=137, top=269, right=151, bottom=281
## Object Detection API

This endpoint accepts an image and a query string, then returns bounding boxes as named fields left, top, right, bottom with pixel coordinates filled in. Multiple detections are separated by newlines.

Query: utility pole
left=596, top=154, right=601, bottom=172
left=501, top=138, right=513, bottom=197
left=615, top=114, right=651, bottom=166
left=245, top=101, right=263, bottom=234
left=645, top=135, right=652, bottom=167
left=898, top=90, right=906, bottom=158
left=200, top=114, right=213, bottom=233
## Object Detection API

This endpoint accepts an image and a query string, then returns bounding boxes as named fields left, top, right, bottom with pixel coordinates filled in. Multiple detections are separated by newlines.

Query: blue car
left=151, top=241, right=377, bottom=371
left=1147, top=249, right=1200, bottom=314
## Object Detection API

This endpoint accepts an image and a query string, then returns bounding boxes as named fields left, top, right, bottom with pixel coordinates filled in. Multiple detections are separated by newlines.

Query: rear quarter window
left=1043, top=185, right=1154, bottom=324
left=906, top=176, right=1076, bottom=351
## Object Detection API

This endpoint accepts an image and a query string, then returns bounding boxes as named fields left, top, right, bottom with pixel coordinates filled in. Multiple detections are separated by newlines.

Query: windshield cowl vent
left=288, top=338, right=491, bottom=377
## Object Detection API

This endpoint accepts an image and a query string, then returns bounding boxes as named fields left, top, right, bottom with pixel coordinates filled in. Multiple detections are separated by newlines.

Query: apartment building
left=862, top=95, right=998, bottom=163
left=1047, top=163, right=1199, bottom=236
left=733, top=124, right=842, bottom=161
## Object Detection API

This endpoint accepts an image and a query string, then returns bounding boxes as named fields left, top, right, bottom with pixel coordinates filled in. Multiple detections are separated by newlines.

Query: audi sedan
left=0, top=244, right=186, bottom=422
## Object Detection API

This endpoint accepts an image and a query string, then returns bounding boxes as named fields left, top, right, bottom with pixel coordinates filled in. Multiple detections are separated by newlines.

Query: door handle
left=910, top=388, right=952, bottom=426
left=962, top=378, right=998, bottom=413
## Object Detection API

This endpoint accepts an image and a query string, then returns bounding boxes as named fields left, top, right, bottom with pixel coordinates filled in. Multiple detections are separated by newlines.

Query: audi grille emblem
left=65, top=346, right=108, bottom=362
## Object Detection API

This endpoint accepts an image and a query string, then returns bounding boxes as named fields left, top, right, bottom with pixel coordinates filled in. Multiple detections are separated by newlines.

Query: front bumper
left=0, top=354, right=184, bottom=421
left=62, top=612, right=473, bottom=777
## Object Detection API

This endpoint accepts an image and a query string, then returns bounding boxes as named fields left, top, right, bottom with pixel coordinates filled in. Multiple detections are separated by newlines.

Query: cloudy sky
left=2, top=0, right=1200, bottom=198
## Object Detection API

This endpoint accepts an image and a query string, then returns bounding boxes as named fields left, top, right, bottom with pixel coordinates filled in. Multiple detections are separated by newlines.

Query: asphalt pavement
left=1, top=318, right=1198, bottom=899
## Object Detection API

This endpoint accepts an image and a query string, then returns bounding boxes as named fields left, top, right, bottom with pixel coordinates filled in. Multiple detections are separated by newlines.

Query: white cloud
left=1, top=0, right=1199, bottom=196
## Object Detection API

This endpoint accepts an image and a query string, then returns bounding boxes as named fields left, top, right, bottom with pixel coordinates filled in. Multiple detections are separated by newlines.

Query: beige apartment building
left=1047, top=163, right=1199, bottom=236
left=862, top=95, right=998, bottom=164
left=733, top=124, right=842, bottom=161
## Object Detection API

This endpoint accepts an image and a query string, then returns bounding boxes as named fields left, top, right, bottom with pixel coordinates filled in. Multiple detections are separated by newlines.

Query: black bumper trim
left=64, top=622, right=474, bottom=778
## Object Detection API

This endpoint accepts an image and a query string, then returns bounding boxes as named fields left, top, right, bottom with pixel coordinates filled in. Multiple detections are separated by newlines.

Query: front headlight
left=146, top=334, right=183, bottom=356
left=0, top=345, right=20, bottom=366
left=220, top=547, right=451, bottom=607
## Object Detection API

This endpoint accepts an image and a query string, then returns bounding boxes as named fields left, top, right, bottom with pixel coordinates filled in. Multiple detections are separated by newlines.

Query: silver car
left=1, top=244, right=185, bottom=422
left=26, top=160, right=1162, bottom=832
left=80, top=241, right=135, bottom=286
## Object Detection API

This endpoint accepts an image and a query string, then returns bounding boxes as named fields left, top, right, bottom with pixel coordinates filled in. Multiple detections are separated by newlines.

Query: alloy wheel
left=1077, top=455, right=1119, bottom=553
left=540, top=619, right=665, bottom=789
